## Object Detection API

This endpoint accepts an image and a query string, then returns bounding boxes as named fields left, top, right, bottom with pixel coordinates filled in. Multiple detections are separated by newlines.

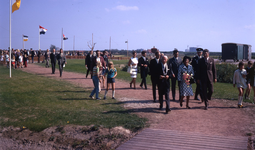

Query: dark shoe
left=140, top=85, right=143, bottom=88
left=194, top=97, right=200, bottom=101
left=96, top=98, right=101, bottom=100
left=103, top=96, right=106, bottom=100
left=159, top=106, right=163, bottom=110
left=204, top=107, right=208, bottom=110
left=89, top=95, right=94, bottom=99
left=166, top=108, right=171, bottom=114
left=173, top=99, right=176, bottom=101
left=130, top=83, right=132, bottom=88
left=153, top=99, right=156, bottom=103
left=112, top=97, right=115, bottom=99
left=145, top=87, right=147, bottom=90
left=180, top=102, right=183, bottom=107
left=186, top=106, right=191, bottom=109
left=134, top=87, right=136, bottom=90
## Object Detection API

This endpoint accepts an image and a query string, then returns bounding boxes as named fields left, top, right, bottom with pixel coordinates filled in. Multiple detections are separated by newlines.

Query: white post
left=127, top=39, right=128, bottom=57
left=39, top=28, right=40, bottom=50
left=61, top=28, right=63, bottom=50
left=22, top=35, right=24, bottom=49
left=9, top=0, right=11, bottom=78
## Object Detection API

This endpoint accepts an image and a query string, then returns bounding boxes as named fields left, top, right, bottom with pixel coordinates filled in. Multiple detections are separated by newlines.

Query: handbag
left=127, top=66, right=132, bottom=74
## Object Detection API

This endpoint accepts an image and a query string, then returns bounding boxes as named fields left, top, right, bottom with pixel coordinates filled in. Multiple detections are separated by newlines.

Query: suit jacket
left=31, top=51, right=35, bottom=57
left=103, top=55, right=108, bottom=67
left=191, top=55, right=202, bottom=79
left=197, top=57, right=217, bottom=83
left=168, top=57, right=182, bottom=78
left=85, top=54, right=94, bottom=69
left=156, top=62, right=172, bottom=90
left=138, top=57, right=149, bottom=78
left=57, top=53, right=66, bottom=65
left=91, top=56, right=106, bottom=71
left=50, top=52, right=57, bottom=63
left=149, top=58, right=160, bottom=79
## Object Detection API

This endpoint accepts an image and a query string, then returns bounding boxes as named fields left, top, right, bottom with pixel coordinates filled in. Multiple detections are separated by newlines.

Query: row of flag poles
left=9, top=0, right=68, bottom=78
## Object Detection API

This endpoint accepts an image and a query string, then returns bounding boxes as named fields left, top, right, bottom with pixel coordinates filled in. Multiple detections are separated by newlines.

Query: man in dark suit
left=50, top=48, right=57, bottom=74
left=31, top=48, right=35, bottom=63
left=149, top=51, right=161, bottom=102
left=102, top=50, right=109, bottom=88
left=157, top=56, right=173, bottom=114
left=138, top=51, right=149, bottom=89
left=191, top=48, right=203, bottom=101
left=85, top=50, right=94, bottom=78
left=168, top=49, right=182, bottom=101
left=37, top=49, right=42, bottom=63
left=197, top=49, right=217, bottom=110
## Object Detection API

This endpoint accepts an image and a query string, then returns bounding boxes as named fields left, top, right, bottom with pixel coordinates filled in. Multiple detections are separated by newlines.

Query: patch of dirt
left=0, top=125, right=135, bottom=150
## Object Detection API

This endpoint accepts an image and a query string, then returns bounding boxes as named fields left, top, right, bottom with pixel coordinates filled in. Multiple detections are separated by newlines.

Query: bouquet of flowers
left=182, top=72, right=194, bottom=87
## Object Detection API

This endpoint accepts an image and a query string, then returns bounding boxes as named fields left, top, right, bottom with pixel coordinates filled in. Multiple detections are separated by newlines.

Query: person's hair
left=203, top=49, right=209, bottom=53
left=163, top=55, right=168, bottom=59
left=108, top=61, right=114, bottom=70
left=96, top=50, right=100, bottom=53
left=173, top=48, right=178, bottom=54
left=141, top=51, right=146, bottom=55
left=132, top=51, right=136, bottom=55
left=103, top=50, right=107, bottom=54
left=248, top=61, right=252, bottom=65
left=96, top=61, right=101, bottom=67
left=239, top=61, right=244, bottom=67
left=155, top=51, right=160, bottom=56
left=183, top=56, right=191, bottom=63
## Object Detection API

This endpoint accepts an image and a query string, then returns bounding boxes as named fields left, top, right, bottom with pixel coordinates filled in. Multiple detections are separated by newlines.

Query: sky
left=0, top=0, right=255, bottom=52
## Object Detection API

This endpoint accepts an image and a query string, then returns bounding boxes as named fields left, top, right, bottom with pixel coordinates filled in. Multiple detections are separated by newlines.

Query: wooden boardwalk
left=117, top=129, right=248, bottom=150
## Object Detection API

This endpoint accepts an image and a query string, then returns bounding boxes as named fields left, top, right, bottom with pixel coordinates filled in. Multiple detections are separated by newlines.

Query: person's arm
left=233, top=71, right=236, bottom=87
left=212, top=59, right=217, bottom=83
left=128, top=59, right=131, bottom=66
left=113, top=68, right=117, bottom=78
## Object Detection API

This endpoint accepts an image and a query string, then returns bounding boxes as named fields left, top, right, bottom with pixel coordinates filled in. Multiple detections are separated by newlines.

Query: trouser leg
left=165, top=88, right=170, bottom=110
left=171, top=78, right=176, bottom=100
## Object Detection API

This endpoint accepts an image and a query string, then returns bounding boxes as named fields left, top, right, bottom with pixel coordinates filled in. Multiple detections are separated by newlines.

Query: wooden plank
left=126, top=137, right=246, bottom=149
left=117, top=129, right=248, bottom=150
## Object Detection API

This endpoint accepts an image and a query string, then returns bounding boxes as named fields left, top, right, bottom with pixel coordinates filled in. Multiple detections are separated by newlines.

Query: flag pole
left=127, top=39, right=128, bottom=57
left=61, top=28, right=63, bottom=49
left=39, top=26, right=40, bottom=50
left=22, top=35, right=24, bottom=49
left=9, top=0, right=12, bottom=78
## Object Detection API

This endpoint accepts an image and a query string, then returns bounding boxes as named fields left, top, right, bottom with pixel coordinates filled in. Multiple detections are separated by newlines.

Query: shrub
left=216, top=63, right=238, bottom=83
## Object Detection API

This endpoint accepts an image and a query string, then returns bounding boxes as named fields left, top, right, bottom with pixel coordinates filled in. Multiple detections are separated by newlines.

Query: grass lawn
left=35, top=59, right=254, bottom=103
left=0, top=65, right=147, bottom=132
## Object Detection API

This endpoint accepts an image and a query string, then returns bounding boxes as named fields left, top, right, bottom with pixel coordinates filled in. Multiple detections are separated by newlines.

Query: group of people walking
left=127, top=48, right=217, bottom=114
left=233, top=60, right=255, bottom=108
left=86, top=50, right=117, bottom=100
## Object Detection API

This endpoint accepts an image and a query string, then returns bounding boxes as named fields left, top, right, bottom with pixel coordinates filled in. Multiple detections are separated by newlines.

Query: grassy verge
left=0, top=65, right=147, bottom=132
left=35, top=59, right=254, bottom=103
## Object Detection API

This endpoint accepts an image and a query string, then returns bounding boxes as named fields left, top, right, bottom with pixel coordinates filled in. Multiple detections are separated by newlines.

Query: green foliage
left=216, top=63, right=237, bottom=83
left=0, top=66, right=147, bottom=132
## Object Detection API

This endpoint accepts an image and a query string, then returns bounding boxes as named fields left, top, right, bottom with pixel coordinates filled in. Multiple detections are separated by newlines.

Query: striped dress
left=130, top=57, right=138, bottom=78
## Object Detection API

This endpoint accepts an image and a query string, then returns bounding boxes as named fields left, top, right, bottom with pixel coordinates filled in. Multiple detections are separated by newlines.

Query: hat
left=196, top=48, right=203, bottom=52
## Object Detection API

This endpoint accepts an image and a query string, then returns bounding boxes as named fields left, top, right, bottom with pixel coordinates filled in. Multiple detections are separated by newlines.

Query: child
left=103, top=61, right=117, bottom=99
left=233, top=62, right=247, bottom=108
left=245, top=61, right=253, bottom=99
left=89, top=61, right=102, bottom=100
left=19, top=53, right=23, bottom=68
left=5, top=52, right=9, bottom=68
